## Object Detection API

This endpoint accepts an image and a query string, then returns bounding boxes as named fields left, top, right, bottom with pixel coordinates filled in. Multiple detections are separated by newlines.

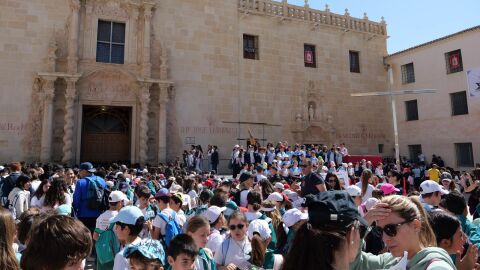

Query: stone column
left=138, top=83, right=151, bottom=164
left=84, top=2, right=94, bottom=60
left=158, top=85, right=170, bottom=163
left=40, top=76, right=57, bottom=163
left=67, top=0, right=80, bottom=73
left=141, top=3, right=154, bottom=78
left=62, top=78, right=78, bottom=165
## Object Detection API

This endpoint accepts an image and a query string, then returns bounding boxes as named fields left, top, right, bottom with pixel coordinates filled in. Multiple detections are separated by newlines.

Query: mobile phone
left=461, top=242, right=469, bottom=259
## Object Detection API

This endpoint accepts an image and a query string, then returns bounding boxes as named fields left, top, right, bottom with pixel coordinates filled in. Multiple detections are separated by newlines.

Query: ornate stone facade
left=0, top=0, right=393, bottom=166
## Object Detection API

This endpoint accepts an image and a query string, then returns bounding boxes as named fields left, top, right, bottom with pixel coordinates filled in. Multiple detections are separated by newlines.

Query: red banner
left=449, top=53, right=460, bottom=69
left=305, top=50, right=314, bottom=64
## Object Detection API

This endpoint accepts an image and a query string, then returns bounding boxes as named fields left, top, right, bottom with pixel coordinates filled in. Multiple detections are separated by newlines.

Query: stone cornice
left=37, top=72, right=82, bottom=79
left=238, top=0, right=387, bottom=36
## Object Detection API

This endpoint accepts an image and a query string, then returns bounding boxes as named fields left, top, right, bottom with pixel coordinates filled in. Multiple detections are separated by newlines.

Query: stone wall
left=0, top=0, right=393, bottom=165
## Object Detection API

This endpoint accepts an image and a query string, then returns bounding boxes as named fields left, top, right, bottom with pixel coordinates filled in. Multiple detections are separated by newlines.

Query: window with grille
left=455, top=143, right=474, bottom=167
left=401, top=63, right=415, bottom=84
left=405, top=100, right=418, bottom=121
left=96, top=20, right=125, bottom=64
left=243, top=34, right=259, bottom=60
left=408, top=145, right=422, bottom=163
left=450, top=91, right=468, bottom=116
left=304, top=44, right=316, bottom=68
left=349, top=51, right=360, bottom=73
left=445, top=49, right=463, bottom=74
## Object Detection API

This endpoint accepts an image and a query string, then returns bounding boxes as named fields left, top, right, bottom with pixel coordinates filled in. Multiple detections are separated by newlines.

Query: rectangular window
left=401, top=63, right=415, bottom=84
left=450, top=91, right=468, bottom=116
left=455, top=143, right=474, bottom=167
left=243, top=34, right=259, bottom=60
left=96, top=20, right=125, bottom=64
left=445, top=49, right=463, bottom=74
left=304, top=44, right=316, bottom=68
left=408, top=144, right=422, bottom=163
left=378, top=144, right=384, bottom=154
left=349, top=51, right=360, bottom=73
left=405, top=100, right=419, bottom=121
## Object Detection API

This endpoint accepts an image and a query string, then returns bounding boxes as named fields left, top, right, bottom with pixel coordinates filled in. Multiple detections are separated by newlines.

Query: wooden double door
left=81, top=106, right=131, bottom=164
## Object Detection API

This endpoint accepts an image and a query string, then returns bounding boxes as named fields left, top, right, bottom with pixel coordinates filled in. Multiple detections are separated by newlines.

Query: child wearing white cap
left=281, top=208, right=308, bottom=256
left=202, top=205, right=227, bottom=254
left=248, top=219, right=284, bottom=270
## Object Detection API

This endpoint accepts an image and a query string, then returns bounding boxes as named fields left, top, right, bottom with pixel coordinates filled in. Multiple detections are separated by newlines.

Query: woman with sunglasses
left=350, top=195, right=456, bottom=269
left=325, top=173, right=342, bottom=191
left=214, top=211, right=251, bottom=270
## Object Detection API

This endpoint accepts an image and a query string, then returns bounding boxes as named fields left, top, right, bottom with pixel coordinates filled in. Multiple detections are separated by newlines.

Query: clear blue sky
left=289, top=0, right=479, bottom=54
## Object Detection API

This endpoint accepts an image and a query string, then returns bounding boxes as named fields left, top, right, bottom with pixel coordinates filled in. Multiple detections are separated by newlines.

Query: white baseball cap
left=202, top=206, right=226, bottom=224
left=346, top=185, right=362, bottom=197
left=274, top=182, right=285, bottom=190
left=420, top=180, right=449, bottom=195
left=267, top=192, right=283, bottom=202
left=109, top=191, right=128, bottom=203
left=282, top=208, right=308, bottom=227
left=247, top=219, right=271, bottom=241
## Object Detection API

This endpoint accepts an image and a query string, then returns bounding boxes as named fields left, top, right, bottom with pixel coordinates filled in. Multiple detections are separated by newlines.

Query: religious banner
left=305, top=50, right=314, bottom=64
left=449, top=52, right=461, bottom=69
left=466, top=67, right=480, bottom=97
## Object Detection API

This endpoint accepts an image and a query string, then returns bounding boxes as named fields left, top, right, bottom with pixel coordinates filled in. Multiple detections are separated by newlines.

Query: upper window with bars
left=401, top=63, right=415, bottom=84
left=96, top=20, right=125, bottom=64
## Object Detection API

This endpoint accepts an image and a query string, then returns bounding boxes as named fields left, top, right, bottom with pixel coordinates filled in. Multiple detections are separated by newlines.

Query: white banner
left=467, top=68, right=480, bottom=97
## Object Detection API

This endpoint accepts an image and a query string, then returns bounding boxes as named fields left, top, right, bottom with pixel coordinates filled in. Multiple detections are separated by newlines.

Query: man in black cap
left=300, top=159, right=326, bottom=197
left=73, top=162, right=106, bottom=234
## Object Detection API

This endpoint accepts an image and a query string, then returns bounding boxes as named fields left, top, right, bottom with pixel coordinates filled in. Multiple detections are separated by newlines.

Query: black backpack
left=0, top=176, right=16, bottom=208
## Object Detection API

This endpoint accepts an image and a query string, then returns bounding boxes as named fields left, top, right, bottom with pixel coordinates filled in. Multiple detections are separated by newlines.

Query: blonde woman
left=350, top=195, right=455, bottom=269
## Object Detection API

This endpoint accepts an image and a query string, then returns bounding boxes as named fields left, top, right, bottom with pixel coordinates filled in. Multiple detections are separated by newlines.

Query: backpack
left=232, top=188, right=248, bottom=206
left=0, top=176, right=15, bottom=208
left=8, top=193, right=20, bottom=220
left=95, top=223, right=120, bottom=265
left=158, top=211, right=181, bottom=247
left=86, top=176, right=107, bottom=210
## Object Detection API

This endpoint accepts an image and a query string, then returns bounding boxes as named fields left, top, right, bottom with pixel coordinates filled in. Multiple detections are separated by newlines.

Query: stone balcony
left=238, top=0, right=387, bottom=36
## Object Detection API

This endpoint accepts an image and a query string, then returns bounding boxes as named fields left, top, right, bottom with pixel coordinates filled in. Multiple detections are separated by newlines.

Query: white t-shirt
left=30, top=195, right=45, bottom=208
left=153, top=208, right=175, bottom=235
left=207, top=228, right=225, bottom=255
left=113, top=237, right=141, bottom=270
left=214, top=237, right=251, bottom=267
left=355, top=182, right=375, bottom=203
left=30, top=180, right=41, bottom=192
left=239, top=190, right=250, bottom=208
left=95, top=210, right=118, bottom=231
left=188, top=190, right=198, bottom=208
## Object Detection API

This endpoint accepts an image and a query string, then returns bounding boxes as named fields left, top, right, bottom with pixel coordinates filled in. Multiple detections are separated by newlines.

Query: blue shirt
left=73, top=175, right=106, bottom=218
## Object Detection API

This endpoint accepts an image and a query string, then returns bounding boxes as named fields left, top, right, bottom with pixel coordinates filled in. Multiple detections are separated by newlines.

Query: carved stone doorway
left=81, top=105, right=131, bottom=164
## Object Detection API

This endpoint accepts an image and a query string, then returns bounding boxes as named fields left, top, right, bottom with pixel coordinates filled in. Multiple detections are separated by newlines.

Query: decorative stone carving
left=22, top=78, right=44, bottom=160
left=160, top=45, right=169, bottom=80
left=46, top=37, right=57, bottom=72
left=308, top=103, right=315, bottom=121
left=40, top=76, right=57, bottom=162
left=138, top=82, right=151, bottom=164
left=62, top=78, right=78, bottom=164
left=94, top=1, right=130, bottom=20
left=78, top=70, right=136, bottom=101
left=67, top=0, right=80, bottom=73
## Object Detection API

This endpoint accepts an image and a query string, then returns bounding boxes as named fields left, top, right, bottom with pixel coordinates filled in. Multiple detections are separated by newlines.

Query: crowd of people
left=1, top=141, right=480, bottom=270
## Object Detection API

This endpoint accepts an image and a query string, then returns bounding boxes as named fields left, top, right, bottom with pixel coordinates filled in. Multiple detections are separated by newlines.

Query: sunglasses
left=229, top=224, right=245, bottom=230
left=377, top=220, right=411, bottom=237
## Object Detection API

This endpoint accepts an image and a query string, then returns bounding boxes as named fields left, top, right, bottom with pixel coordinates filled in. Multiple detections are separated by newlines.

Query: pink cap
left=380, top=183, right=400, bottom=195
